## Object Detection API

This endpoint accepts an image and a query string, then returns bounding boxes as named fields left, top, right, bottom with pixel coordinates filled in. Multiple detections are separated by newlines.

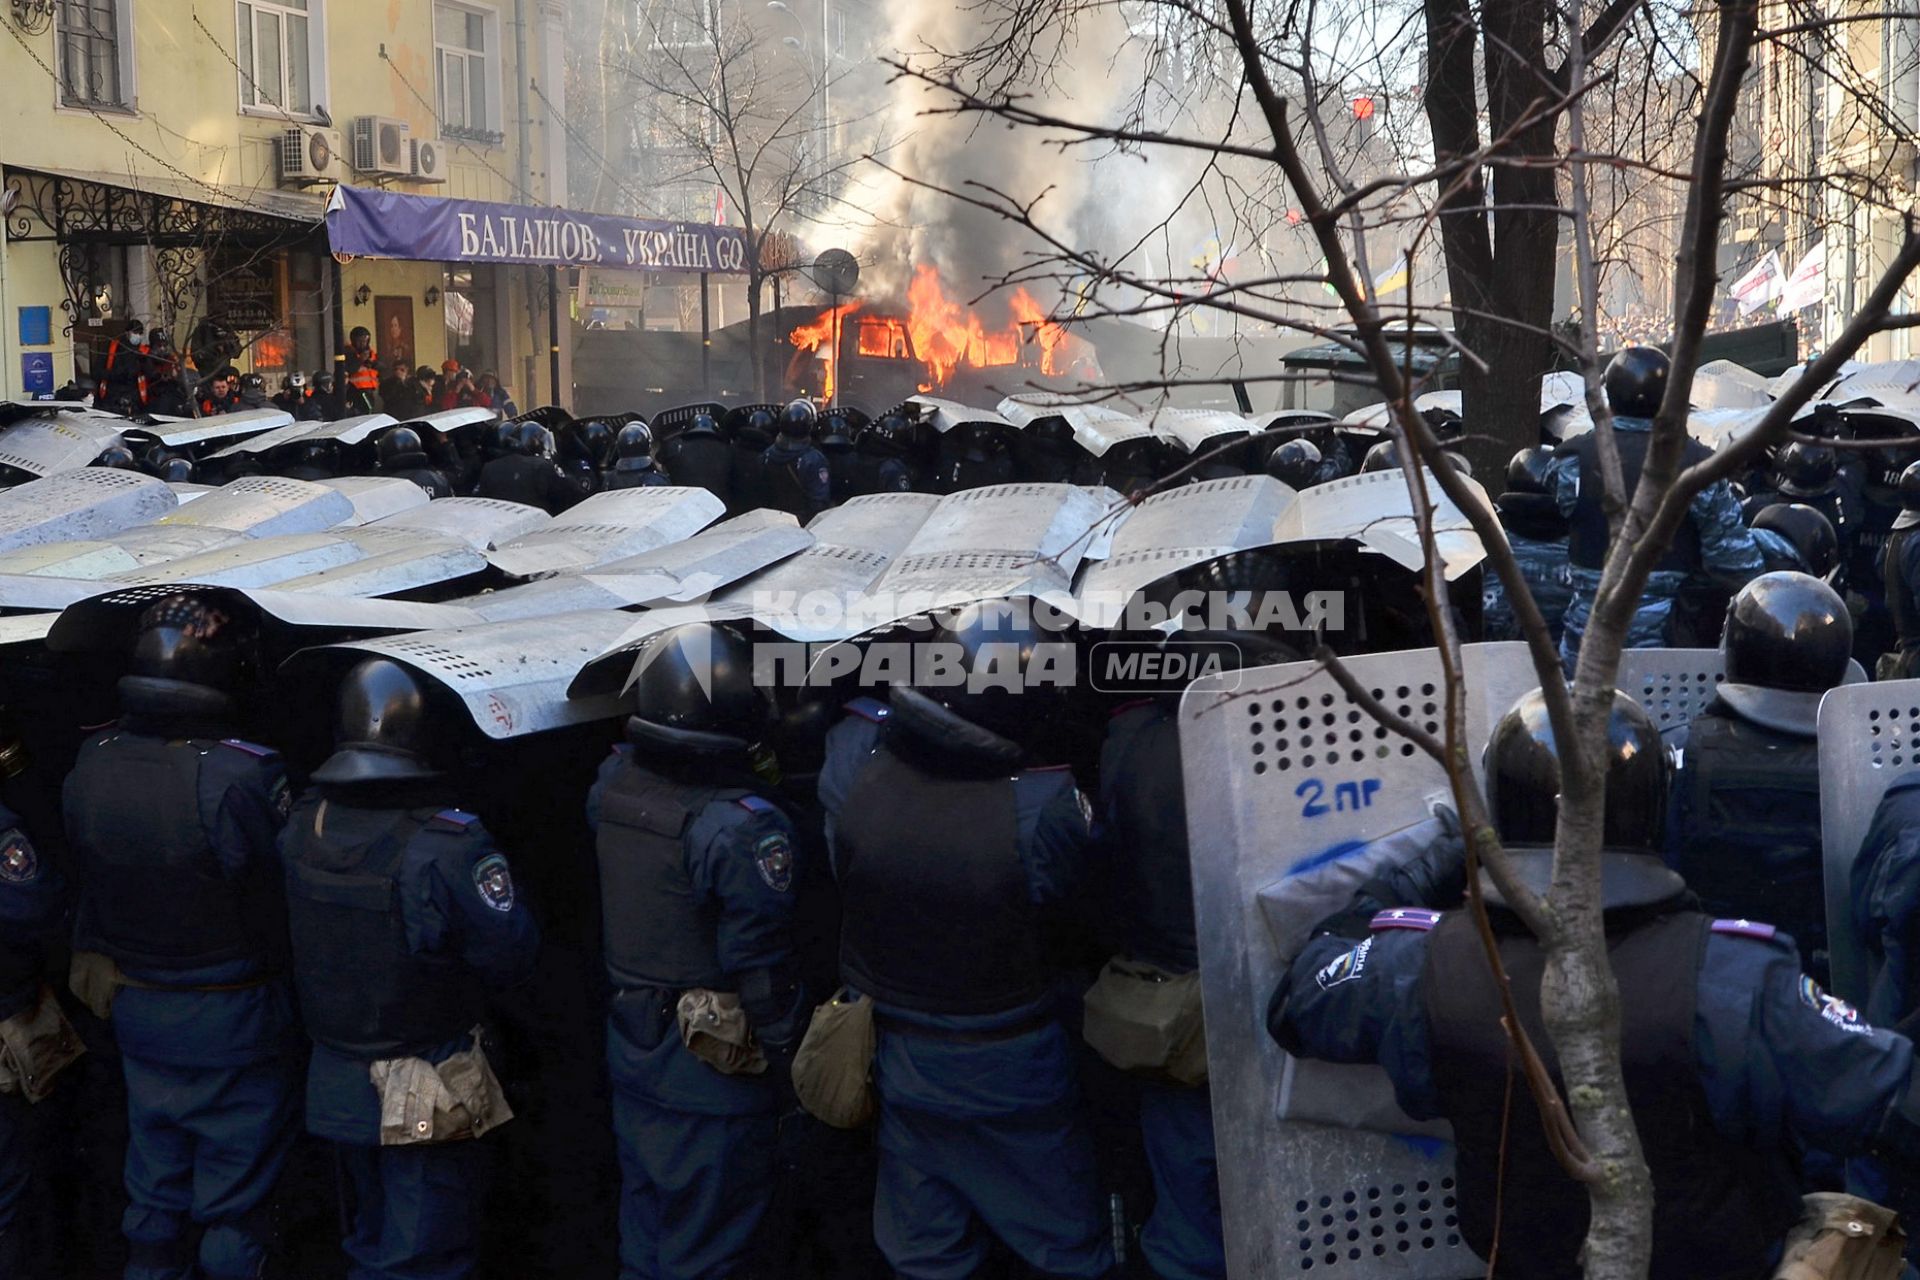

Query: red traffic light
left=1351, top=95, right=1377, bottom=121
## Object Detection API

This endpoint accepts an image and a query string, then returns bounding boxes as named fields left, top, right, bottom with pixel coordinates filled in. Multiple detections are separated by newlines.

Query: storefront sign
left=207, top=250, right=280, bottom=332
left=325, top=185, right=756, bottom=276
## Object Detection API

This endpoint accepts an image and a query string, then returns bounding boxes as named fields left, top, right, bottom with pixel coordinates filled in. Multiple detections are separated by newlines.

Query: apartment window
left=56, top=0, right=132, bottom=110
left=236, top=1, right=323, bottom=116
left=436, top=3, right=501, bottom=141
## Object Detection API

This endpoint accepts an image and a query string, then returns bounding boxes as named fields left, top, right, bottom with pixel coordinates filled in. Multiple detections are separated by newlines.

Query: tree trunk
left=746, top=263, right=765, bottom=401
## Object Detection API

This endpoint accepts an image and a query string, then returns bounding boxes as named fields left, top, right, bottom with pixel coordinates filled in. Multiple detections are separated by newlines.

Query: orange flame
left=788, top=300, right=862, bottom=401
left=787, top=263, right=1086, bottom=394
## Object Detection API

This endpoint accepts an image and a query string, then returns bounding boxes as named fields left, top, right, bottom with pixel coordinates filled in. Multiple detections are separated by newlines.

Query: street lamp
left=766, top=0, right=829, bottom=138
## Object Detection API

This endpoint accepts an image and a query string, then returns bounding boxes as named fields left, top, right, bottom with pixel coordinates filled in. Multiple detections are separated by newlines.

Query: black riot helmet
left=816, top=413, right=854, bottom=451
left=348, top=325, right=372, bottom=345
left=1896, top=460, right=1920, bottom=530
left=158, top=457, right=195, bottom=483
left=1751, top=503, right=1839, bottom=581
left=1718, top=571, right=1853, bottom=734
left=684, top=411, right=720, bottom=437
left=311, top=658, right=444, bottom=785
left=861, top=413, right=913, bottom=456
left=626, top=623, right=771, bottom=755
left=1484, top=686, right=1667, bottom=851
left=1030, top=417, right=1076, bottom=452
left=513, top=421, right=554, bottom=458
left=94, top=443, right=136, bottom=470
left=129, top=593, right=248, bottom=696
left=580, top=419, right=616, bottom=467
left=238, top=372, right=266, bottom=396
left=779, top=399, right=818, bottom=442
left=1265, top=439, right=1323, bottom=489
left=900, top=597, right=1075, bottom=746
left=141, top=443, right=178, bottom=475
left=614, top=421, right=655, bottom=467
left=312, top=371, right=335, bottom=394
left=739, top=408, right=777, bottom=449
left=1775, top=441, right=1839, bottom=498
left=1361, top=440, right=1402, bottom=473
left=1506, top=446, right=1556, bottom=495
left=376, top=426, right=426, bottom=469
left=1603, top=346, right=1670, bottom=419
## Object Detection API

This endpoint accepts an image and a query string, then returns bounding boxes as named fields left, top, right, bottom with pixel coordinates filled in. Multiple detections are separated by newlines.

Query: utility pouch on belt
left=792, top=988, right=876, bottom=1129
left=0, top=985, right=85, bottom=1103
left=1772, top=1192, right=1907, bottom=1280
left=676, top=989, right=768, bottom=1075
left=1082, top=956, right=1208, bottom=1087
left=370, top=1027, right=512, bottom=1146
left=68, top=950, right=123, bottom=1021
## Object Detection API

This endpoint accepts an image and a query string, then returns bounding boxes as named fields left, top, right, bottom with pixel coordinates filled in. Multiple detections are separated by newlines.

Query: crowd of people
left=15, top=341, right=1920, bottom=1279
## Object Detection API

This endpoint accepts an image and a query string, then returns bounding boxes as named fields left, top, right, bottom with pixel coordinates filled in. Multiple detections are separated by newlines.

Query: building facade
left=0, top=0, right=573, bottom=404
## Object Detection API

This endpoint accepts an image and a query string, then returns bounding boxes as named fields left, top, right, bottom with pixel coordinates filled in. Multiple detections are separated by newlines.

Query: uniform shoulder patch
left=429, top=808, right=480, bottom=832
left=1371, top=908, right=1443, bottom=932
left=1316, top=937, right=1374, bottom=989
left=844, top=697, right=889, bottom=723
left=0, top=830, right=37, bottom=884
left=220, top=738, right=278, bottom=759
left=1799, top=975, right=1873, bottom=1035
left=735, top=794, right=777, bottom=815
left=752, top=830, right=794, bottom=892
left=1711, top=918, right=1778, bottom=940
left=472, top=853, right=515, bottom=912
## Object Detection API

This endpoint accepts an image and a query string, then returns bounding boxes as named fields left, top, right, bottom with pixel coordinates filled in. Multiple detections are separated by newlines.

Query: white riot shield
left=1074, top=476, right=1295, bottom=627
left=485, top=487, right=727, bottom=579
left=0, top=415, right=125, bottom=477
left=1341, top=392, right=1462, bottom=431
left=0, top=614, right=59, bottom=647
left=150, top=477, right=355, bottom=536
left=903, top=396, right=1012, bottom=434
left=0, top=542, right=139, bottom=579
left=1273, top=470, right=1488, bottom=581
left=136, top=407, right=292, bottom=449
left=1063, top=410, right=1155, bottom=458
left=207, top=415, right=397, bottom=460
left=169, top=483, right=215, bottom=503
left=1691, top=361, right=1773, bottom=410
left=1182, top=642, right=1539, bottom=1280
left=0, top=467, right=176, bottom=552
left=107, top=534, right=364, bottom=589
left=295, top=609, right=636, bottom=739
left=106, top=524, right=248, bottom=565
left=1825, top=360, right=1920, bottom=405
left=272, top=533, right=486, bottom=598
left=367, top=497, right=551, bottom=550
left=712, top=494, right=940, bottom=642
left=1819, top=679, right=1920, bottom=1005
left=47, top=584, right=484, bottom=657
left=1616, top=648, right=1725, bottom=748
left=1147, top=408, right=1253, bottom=455
left=861, top=484, right=1113, bottom=626
left=0, top=574, right=117, bottom=611
left=319, top=476, right=433, bottom=525
left=464, top=513, right=812, bottom=623
left=409, top=406, right=499, bottom=435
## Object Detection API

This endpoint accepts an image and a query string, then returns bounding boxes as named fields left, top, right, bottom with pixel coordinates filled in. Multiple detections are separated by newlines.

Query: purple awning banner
left=324, top=185, right=753, bottom=275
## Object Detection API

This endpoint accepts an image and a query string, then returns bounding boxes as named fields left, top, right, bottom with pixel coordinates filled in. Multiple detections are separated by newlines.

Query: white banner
left=1778, top=242, right=1826, bottom=314
left=1731, top=250, right=1786, bottom=316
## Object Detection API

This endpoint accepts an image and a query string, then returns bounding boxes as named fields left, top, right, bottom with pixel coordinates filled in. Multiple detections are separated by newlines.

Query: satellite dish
left=811, top=248, right=860, bottom=298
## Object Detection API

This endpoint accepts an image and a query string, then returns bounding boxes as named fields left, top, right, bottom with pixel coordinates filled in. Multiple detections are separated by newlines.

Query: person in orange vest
left=98, top=318, right=149, bottom=415
left=342, top=326, right=382, bottom=415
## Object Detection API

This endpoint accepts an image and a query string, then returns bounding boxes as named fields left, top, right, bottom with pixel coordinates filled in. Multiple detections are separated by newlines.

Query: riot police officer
left=1484, top=446, right=1574, bottom=643
left=1096, top=630, right=1298, bottom=1280
left=1264, top=438, right=1322, bottom=491
left=0, top=807, right=74, bottom=1277
left=658, top=412, right=734, bottom=509
left=846, top=414, right=919, bottom=495
left=94, top=443, right=137, bottom=470
left=818, top=600, right=1115, bottom=1279
left=281, top=440, right=339, bottom=483
left=376, top=425, right=455, bottom=498
left=1550, top=346, right=1763, bottom=666
left=730, top=407, right=779, bottom=515
left=1012, top=416, right=1081, bottom=485
left=1881, top=460, right=1920, bottom=679
left=1270, top=686, right=1920, bottom=1280
left=587, top=623, right=805, bottom=1279
left=816, top=410, right=859, bottom=504
left=603, top=422, right=670, bottom=490
left=1668, top=571, right=1854, bottom=983
left=280, top=658, right=539, bottom=1279
left=761, top=401, right=832, bottom=520
left=64, top=594, right=301, bottom=1280
left=936, top=423, right=1016, bottom=493
left=476, top=422, right=591, bottom=514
